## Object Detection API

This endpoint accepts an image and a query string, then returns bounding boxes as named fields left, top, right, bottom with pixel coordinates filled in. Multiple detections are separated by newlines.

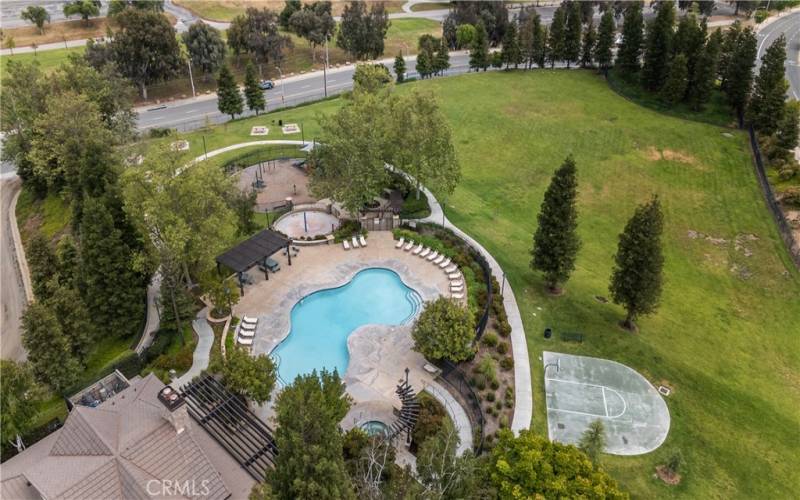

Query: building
left=0, top=373, right=255, bottom=499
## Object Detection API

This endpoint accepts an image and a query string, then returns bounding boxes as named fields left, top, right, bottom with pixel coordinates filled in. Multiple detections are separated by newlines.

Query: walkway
left=134, top=272, right=162, bottom=353
left=172, top=307, right=214, bottom=388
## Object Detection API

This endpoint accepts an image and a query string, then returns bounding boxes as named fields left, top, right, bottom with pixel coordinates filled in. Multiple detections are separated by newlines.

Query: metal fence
left=747, top=125, right=800, bottom=268
left=361, top=214, right=400, bottom=231
left=437, top=359, right=485, bottom=454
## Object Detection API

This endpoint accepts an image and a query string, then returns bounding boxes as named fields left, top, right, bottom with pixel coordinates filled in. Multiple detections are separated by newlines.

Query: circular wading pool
left=273, top=210, right=340, bottom=239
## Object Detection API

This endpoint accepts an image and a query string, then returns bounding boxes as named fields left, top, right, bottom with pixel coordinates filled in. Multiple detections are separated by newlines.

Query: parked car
left=259, top=79, right=275, bottom=90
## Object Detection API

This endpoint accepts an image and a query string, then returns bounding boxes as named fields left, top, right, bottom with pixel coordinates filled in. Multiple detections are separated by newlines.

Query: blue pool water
left=272, top=268, right=421, bottom=384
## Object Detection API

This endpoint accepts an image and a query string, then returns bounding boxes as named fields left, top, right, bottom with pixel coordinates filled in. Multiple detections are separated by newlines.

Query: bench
left=560, top=332, right=584, bottom=343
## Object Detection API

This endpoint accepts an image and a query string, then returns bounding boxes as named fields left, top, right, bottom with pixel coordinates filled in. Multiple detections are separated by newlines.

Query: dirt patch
left=646, top=147, right=699, bottom=165
left=655, top=466, right=682, bottom=485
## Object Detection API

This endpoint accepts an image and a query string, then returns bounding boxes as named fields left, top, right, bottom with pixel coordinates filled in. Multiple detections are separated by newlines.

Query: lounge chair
left=238, top=329, right=255, bottom=338
left=242, top=315, right=258, bottom=325
left=451, top=292, right=464, bottom=300
left=360, top=235, right=367, bottom=247
left=447, top=272, right=461, bottom=279
left=395, top=237, right=405, bottom=249
left=404, top=240, right=415, bottom=251
left=419, top=247, right=430, bottom=258
left=412, top=244, right=424, bottom=255
left=445, top=265, right=458, bottom=273
left=237, top=336, right=254, bottom=346
left=343, top=239, right=350, bottom=250
left=427, top=251, right=439, bottom=261
left=433, top=255, right=445, bottom=265
left=450, top=279, right=463, bottom=287
left=438, top=258, right=451, bottom=268
left=451, top=285, right=464, bottom=292
left=352, top=236, right=360, bottom=248
left=240, top=322, right=256, bottom=331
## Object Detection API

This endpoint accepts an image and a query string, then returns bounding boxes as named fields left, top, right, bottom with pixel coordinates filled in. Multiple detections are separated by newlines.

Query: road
left=0, top=174, right=28, bottom=362
left=755, top=10, right=800, bottom=100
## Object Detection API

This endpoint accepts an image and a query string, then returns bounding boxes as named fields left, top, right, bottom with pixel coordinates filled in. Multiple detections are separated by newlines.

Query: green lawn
left=0, top=46, right=86, bottom=76
left=177, top=70, right=800, bottom=498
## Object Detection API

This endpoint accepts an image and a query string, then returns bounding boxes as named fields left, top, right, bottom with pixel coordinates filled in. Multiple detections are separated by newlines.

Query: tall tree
left=269, top=370, right=354, bottom=500
left=228, top=8, right=292, bottom=69
left=641, top=0, right=676, bottom=91
left=182, top=22, right=226, bottom=82
left=288, top=2, right=335, bottom=64
left=776, top=100, right=800, bottom=152
left=617, top=2, right=644, bottom=75
left=412, top=297, right=475, bottom=362
left=21, top=6, right=50, bottom=34
left=490, top=430, right=627, bottom=498
left=660, top=53, right=689, bottom=104
left=217, top=347, right=277, bottom=404
left=722, top=25, right=757, bottom=118
left=533, top=18, right=547, bottom=68
left=217, top=64, right=243, bottom=120
left=501, top=22, right=522, bottom=69
left=531, top=155, right=581, bottom=294
left=26, top=232, right=58, bottom=301
left=63, top=0, right=100, bottom=26
left=80, top=196, right=145, bottom=337
left=337, top=1, right=390, bottom=60
left=243, top=62, right=266, bottom=115
left=416, top=421, right=483, bottom=499
left=579, top=420, right=607, bottom=466
left=435, top=37, right=451, bottom=75
left=581, top=19, right=597, bottom=68
left=687, top=29, right=721, bottom=110
left=44, top=279, right=94, bottom=361
left=111, top=8, right=181, bottom=99
left=609, top=196, right=665, bottom=331
left=21, top=303, right=81, bottom=393
left=563, top=0, right=583, bottom=68
left=469, top=21, right=490, bottom=72
left=748, top=35, right=789, bottom=136
left=455, top=23, right=476, bottom=50
left=595, top=10, right=615, bottom=71
left=547, top=3, right=567, bottom=67
left=519, top=15, right=536, bottom=69
left=279, top=0, right=302, bottom=29
left=108, top=0, right=164, bottom=16
left=394, top=53, right=406, bottom=83
left=0, top=360, right=43, bottom=450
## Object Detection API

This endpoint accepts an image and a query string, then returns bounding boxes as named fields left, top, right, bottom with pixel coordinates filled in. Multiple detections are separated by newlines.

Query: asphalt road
left=755, top=10, right=800, bottom=100
left=0, top=175, right=28, bottom=362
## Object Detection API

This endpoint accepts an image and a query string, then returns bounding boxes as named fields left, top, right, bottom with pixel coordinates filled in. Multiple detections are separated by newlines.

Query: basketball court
left=542, top=351, right=670, bottom=455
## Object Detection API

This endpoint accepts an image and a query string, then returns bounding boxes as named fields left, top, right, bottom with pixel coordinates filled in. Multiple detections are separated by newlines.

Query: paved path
left=424, top=383, right=473, bottom=455
left=172, top=307, right=214, bottom=388
left=0, top=175, right=30, bottom=361
left=134, top=272, right=162, bottom=354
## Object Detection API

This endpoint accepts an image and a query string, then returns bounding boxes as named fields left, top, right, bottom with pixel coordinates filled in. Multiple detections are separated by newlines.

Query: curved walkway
left=172, top=307, right=215, bottom=388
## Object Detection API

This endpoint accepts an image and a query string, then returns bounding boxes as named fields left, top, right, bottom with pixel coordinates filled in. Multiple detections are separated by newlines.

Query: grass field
left=0, top=18, right=110, bottom=49
left=173, top=0, right=406, bottom=22
left=166, top=70, right=800, bottom=498
left=0, top=46, right=86, bottom=76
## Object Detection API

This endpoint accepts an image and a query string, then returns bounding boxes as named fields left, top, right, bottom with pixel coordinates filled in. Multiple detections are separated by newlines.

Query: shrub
left=412, top=393, right=447, bottom=449
left=412, top=297, right=476, bottom=362
left=754, top=9, right=768, bottom=23
left=486, top=391, right=496, bottom=402
left=500, top=356, right=514, bottom=371
left=475, top=374, right=487, bottom=391
left=476, top=357, right=498, bottom=384
left=497, top=319, right=512, bottom=337
left=667, top=450, right=683, bottom=474
left=495, top=401, right=502, bottom=411
left=482, top=332, right=498, bottom=347
left=497, top=342, right=509, bottom=355
left=782, top=187, right=800, bottom=208
left=333, top=220, right=362, bottom=243
left=148, top=127, right=173, bottom=138
left=490, top=379, right=500, bottom=390
left=499, top=414, right=509, bottom=429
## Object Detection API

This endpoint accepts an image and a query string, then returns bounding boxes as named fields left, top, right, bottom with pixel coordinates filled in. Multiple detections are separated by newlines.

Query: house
left=0, top=373, right=256, bottom=499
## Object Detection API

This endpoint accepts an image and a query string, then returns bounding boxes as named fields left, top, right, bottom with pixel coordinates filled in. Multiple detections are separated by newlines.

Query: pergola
left=215, top=229, right=291, bottom=295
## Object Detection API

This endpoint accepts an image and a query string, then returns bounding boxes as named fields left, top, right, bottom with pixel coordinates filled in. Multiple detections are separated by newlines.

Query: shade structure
left=216, top=229, right=290, bottom=274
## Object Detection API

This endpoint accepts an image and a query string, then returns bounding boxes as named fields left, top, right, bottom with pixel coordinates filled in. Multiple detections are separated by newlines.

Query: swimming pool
left=272, top=268, right=422, bottom=384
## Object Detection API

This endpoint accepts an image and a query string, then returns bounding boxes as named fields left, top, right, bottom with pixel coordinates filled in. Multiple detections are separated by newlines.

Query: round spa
left=272, top=209, right=340, bottom=239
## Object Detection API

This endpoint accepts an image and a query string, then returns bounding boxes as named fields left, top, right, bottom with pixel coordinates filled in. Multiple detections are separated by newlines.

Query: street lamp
left=275, top=66, right=286, bottom=105
left=323, top=36, right=330, bottom=97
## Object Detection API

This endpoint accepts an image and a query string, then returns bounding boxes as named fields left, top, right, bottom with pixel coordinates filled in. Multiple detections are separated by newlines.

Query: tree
left=563, top=0, right=583, bottom=68
left=416, top=34, right=438, bottom=79
left=660, top=53, right=689, bottom=104
left=748, top=35, right=789, bottom=136
left=21, top=6, right=49, bottom=35
left=352, top=63, right=391, bottom=93
left=412, top=297, right=475, bottom=362
left=6, top=36, right=15, bottom=56
left=108, top=0, right=164, bottom=17
left=469, top=22, right=490, bottom=72
left=26, top=232, right=58, bottom=301
left=279, top=0, right=302, bottom=29
left=111, top=8, right=181, bottom=99
left=80, top=196, right=146, bottom=337
left=609, top=196, right=665, bottom=331
left=500, top=22, right=521, bottom=69
left=182, top=22, right=226, bottom=82
left=679, top=0, right=715, bottom=16
left=217, top=65, right=243, bottom=120
left=489, top=429, right=627, bottom=499
left=455, top=23, right=476, bottom=50
left=56, top=234, right=80, bottom=289
left=444, top=1, right=510, bottom=45
left=218, top=347, right=277, bottom=404
left=641, top=0, right=676, bottom=91
left=581, top=19, right=597, bottom=68
left=416, top=420, right=484, bottom=499
left=21, top=303, right=81, bottom=393
left=228, top=8, right=292, bottom=68
left=435, top=37, right=451, bottom=75
left=63, top=0, right=100, bottom=25
left=687, top=27, right=720, bottom=110
left=579, top=420, right=607, bottom=466
left=337, top=1, right=390, bottom=60
left=776, top=100, right=800, bottom=152
left=243, top=62, right=266, bottom=115
left=595, top=10, right=615, bottom=71
left=722, top=25, right=757, bottom=118
left=394, top=53, right=406, bottom=83
left=0, top=361, right=43, bottom=450
left=531, top=156, right=581, bottom=294
left=547, top=4, right=567, bottom=67
left=288, top=2, right=335, bottom=64
left=269, top=370, right=354, bottom=500
left=45, top=279, right=94, bottom=361
left=617, top=2, right=644, bottom=75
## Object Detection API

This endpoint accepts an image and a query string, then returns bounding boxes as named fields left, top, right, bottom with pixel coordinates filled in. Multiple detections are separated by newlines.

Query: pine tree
left=595, top=10, right=615, bottom=72
left=723, top=26, right=757, bottom=118
left=80, top=196, right=144, bottom=338
left=519, top=15, right=535, bottom=69
left=533, top=18, right=547, bottom=68
left=216, top=64, right=243, bottom=120
left=660, top=53, right=689, bottom=104
left=776, top=100, right=800, bottom=152
left=609, top=196, right=665, bottom=331
left=501, top=22, right=521, bottom=69
left=44, top=280, right=93, bottom=361
left=469, top=22, right=490, bottom=72
left=676, top=13, right=708, bottom=104
left=687, top=31, right=720, bottom=110
left=563, top=1, right=582, bottom=68
left=243, top=62, right=265, bottom=115
left=531, top=155, right=581, bottom=293
left=21, top=303, right=81, bottom=392
left=394, top=53, right=406, bottom=83
left=26, top=232, right=57, bottom=301
left=718, top=22, right=741, bottom=88
left=617, top=2, right=644, bottom=75
left=547, top=4, right=567, bottom=67
left=748, top=35, right=789, bottom=135
left=417, top=48, right=432, bottom=78
left=581, top=19, right=596, bottom=68
left=435, top=37, right=451, bottom=75
left=641, top=0, right=676, bottom=91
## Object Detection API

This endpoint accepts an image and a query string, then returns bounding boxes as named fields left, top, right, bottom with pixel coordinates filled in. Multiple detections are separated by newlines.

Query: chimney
left=157, top=386, right=189, bottom=434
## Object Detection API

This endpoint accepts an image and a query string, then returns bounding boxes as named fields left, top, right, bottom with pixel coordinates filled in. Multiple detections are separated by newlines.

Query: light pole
left=275, top=66, right=286, bottom=105
left=323, top=36, right=330, bottom=97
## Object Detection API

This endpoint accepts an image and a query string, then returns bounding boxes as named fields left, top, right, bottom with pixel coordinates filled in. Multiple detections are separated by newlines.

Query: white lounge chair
left=445, top=265, right=458, bottom=273
left=447, top=272, right=461, bottom=279
left=238, top=329, right=255, bottom=338
left=404, top=240, right=415, bottom=251
left=240, top=322, right=256, bottom=331
left=433, top=255, right=445, bottom=265
left=438, top=258, right=451, bottom=268
left=427, top=251, right=439, bottom=261
left=395, top=237, right=405, bottom=249
left=343, top=239, right=350, bottom=250
left=360, top=235, right=367, bottom=247
left=450, top=279, right=463, bottom=287
left=451, top=292, right=464, bottom=300
left=237, top=336, right=254, bottom=345
left=242, top=315, right=258, bottom=325
left=451, top=285, right=464, bottom=292
left=412, top=244, right=423, bottom=255
left=419, top=247, right=430, bottom=258
left=352, top=236, right=360, bottom=248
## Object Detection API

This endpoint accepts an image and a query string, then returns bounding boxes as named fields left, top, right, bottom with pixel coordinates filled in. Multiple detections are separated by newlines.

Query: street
left=755, top=10, right=800, bottom=99
left=0, top=175, right=28, bottom=362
